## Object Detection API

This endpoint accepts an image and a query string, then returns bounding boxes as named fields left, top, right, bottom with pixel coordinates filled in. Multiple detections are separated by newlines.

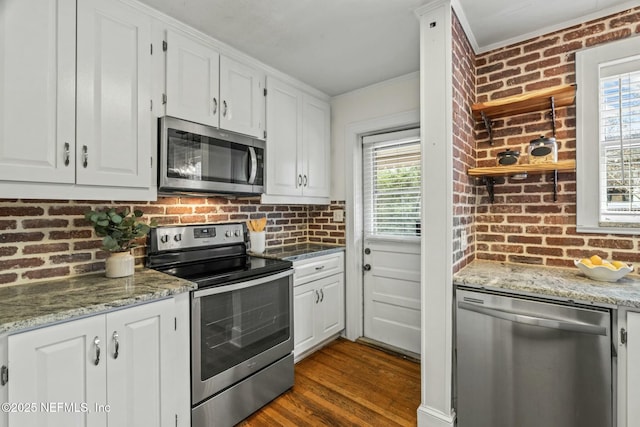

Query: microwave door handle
left=248, top=146, right=257, bottom=184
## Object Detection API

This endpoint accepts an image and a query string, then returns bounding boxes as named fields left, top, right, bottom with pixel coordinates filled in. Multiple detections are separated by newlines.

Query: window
left=362, top=129, right=421, bottom=239
left=576, top=36, right=640, bottom=234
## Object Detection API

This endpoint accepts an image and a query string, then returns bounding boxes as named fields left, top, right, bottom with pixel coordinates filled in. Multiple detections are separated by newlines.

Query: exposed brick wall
left=452, top=11, right=477, bottom=273
left=0, top=198, right=346, bottom=286
left=473, top=7, right=640, bottom=269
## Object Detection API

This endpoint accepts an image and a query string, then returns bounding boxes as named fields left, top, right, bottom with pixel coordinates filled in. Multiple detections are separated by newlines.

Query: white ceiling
left=137, top=0, right=639, bottom=96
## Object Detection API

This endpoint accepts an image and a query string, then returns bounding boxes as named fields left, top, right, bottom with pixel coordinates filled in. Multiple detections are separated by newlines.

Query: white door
left=219, top=56, right=265, bottom=138
left=165, top=30, right=219, bottom=127
left=301, top=94, right=331, bottom=198
left=0, top=0, right=76, bottom=184
left=8, top=315, right=107, bottom=427
left=106, top=300, right=174, bottom=427
left=265, top=77, right=301, bottom=196
left=362, top=129, right=421, bottom=355
left=76, top=0, right=152, bottom=188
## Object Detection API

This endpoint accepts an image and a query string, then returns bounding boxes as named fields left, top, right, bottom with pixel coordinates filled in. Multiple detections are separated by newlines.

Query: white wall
left=330, top=72, right=420, bottom=200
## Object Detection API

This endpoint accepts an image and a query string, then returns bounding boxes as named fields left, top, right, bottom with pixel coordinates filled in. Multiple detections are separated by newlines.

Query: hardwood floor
left=239, top=338, right=421, bottom=426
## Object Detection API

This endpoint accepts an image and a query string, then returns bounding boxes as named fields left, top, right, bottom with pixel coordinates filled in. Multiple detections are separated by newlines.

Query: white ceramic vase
left=105, top=251, right=135, bottom=278
left=250, top=231, right=266, bottom=254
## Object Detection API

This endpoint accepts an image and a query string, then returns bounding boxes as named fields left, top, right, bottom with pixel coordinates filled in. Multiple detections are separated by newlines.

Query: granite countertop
left=454, top=260, right=640, bottom=309
left=256, top=243, right=345, bottom=262
left=0, top=269, right=196, bottom=335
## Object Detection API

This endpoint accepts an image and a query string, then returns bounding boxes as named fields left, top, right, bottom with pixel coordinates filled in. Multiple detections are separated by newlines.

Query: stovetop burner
left=146, top=222, right=292, bottom=288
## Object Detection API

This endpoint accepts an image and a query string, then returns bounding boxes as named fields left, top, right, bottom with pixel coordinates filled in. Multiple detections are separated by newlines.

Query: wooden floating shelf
left=468, top=160, right=576, bottom=177
left=471, top=84, right=576, bottom=121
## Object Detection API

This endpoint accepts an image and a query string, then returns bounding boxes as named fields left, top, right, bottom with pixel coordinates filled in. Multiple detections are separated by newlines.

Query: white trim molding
left=416, top=1, right=456, bottom=426
left=343, top=110, right=420, bottom=342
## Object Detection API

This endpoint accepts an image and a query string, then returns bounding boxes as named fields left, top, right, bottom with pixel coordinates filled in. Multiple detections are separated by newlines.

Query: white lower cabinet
left=6, top=298, right=181, bottom=427
left=293, top=252, right=344, bottom=360
left=625, top=310, right=640, bottom=427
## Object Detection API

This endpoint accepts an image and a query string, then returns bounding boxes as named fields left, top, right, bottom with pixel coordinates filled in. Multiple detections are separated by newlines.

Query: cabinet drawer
left=294, top=252, right=344, bottom=285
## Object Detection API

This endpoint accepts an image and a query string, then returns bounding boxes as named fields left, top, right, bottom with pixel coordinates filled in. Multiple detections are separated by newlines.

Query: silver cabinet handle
left=320, top=288, right=324, bottom=302
left=223, top=100, right=228, bottom=117
left=248, top=147, right=257, bottom=184
left=314, top=290, right=320, bottom=304
left=315, top=265, right=325, bottom=271
left=112, top=331, right=119, bottom=359
left=93, top=336, right=101, bottom=366
left=63, top=142, right=70, bottom=166
left=82, top=145, right=88, bottom=168
left=213, top=97, right=218, bottom=115
left=298, top=174, right=302, bottom=187
left=457, top=301, right=608, bottom=336
left=303, top=175, right=308, bottom=187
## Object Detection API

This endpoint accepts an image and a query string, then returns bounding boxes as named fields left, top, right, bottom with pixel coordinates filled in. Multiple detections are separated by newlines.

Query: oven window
left=166, top=128, right=261, bottom=184
left=199, top=276, right=290, bottom=380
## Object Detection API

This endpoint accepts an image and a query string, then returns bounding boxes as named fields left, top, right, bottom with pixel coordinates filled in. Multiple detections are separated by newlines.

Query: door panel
left=293, top=282, right=317, bottom=357
left=76, top=0, right=151, bottom=188
left=0, top=0, right=75, bottom=183
left=220, top=56, right=264, bottom=138
left=301, top=94, right=330, bottom=197
left=363, top=239, right=421, bottom=354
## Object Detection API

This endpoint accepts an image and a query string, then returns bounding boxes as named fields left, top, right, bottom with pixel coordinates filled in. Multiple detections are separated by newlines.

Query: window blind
left=362, top=129, right=421, bottom=238
left=599, top=60, right=640, bottom=224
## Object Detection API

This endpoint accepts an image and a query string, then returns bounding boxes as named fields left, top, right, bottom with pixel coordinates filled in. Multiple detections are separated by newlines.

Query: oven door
left=191, top=269, right=293, bottom=405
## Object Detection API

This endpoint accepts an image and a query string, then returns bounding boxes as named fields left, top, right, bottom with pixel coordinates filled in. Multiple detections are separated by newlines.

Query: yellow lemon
left=602, top=262, right=617, bottom=270
left=590, top=255, right=603, bottom=265
left=612, top=260, right=628, bottom=270
left=580, top=258, right=593, bottom=266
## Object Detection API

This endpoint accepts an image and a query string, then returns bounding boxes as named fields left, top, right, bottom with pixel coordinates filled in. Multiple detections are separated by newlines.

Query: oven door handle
left=193, top=269, right=293, bottom=298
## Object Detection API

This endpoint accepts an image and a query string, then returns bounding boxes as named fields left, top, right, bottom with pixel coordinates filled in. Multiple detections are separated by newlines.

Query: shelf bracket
left=483, top=177, right=496, bottom=203
left=552, top=169, right=558, bottom=202
left=481, top=111, right=494, bottom=145
left=549, top=96, right=557, bottom=138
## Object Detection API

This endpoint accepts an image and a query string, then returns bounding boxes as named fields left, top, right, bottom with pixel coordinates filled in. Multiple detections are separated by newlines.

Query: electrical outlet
left=461, top=229, right=468, bottom=251
left=333, top=209, right=344, bottom=223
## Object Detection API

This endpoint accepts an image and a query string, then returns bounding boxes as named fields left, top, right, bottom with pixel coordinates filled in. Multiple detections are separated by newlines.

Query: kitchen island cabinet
left=7, top=297, right=183, bottom=427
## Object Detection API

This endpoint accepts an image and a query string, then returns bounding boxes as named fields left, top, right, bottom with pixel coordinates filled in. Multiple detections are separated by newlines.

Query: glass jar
left=528, top=136, right=557, bottom=164
left=496, top=150, right=520, bottom=166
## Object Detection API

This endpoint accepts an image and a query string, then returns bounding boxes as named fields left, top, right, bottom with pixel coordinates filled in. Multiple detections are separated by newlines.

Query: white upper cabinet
left=165, top=30, right=219, bottom=127
left=164, top=31, right=265, bottom=139
left=219, top=56, right=265, bottom=138
left=77, top=0, right=152, bottom=189
left=0, top=0, right=76, bottom=184
left=263, top=76, right=330, bottom=203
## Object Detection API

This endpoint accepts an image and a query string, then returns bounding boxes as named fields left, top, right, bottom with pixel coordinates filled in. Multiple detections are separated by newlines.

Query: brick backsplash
left=0, top=198, right=346, bottom=286
left=472, top=7, right=640, bottom=269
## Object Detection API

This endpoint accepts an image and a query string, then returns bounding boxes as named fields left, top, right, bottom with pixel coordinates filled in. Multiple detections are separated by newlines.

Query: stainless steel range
left=146, top=222, right=294, bottom=427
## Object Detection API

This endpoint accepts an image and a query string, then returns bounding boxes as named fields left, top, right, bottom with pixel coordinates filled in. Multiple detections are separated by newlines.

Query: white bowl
left=574, top=259, right=633, bottom=282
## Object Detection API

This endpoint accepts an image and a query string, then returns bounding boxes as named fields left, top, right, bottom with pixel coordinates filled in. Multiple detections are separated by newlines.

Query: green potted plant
left=85, top=207, right=156, bottom=278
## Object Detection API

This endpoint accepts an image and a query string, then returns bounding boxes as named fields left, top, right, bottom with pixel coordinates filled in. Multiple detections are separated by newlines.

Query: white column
left=415, top=1, right=456, bottom=426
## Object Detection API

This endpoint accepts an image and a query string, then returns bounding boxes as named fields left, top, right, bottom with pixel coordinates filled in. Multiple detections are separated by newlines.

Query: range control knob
left=234, top=229, right=242, bottom=237
left=174, top=234, right=182, bottom=242
left=225, top=230, right=233, bottom=238
left=160, top=234, right=169, bottom=244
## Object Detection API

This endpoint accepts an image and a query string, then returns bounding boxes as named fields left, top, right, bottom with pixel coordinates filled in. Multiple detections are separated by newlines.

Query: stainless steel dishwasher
left=456, top=287, right=613, bottom=427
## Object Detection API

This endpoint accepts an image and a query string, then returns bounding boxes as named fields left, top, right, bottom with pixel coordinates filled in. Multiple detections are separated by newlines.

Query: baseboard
left=417, top=405, right=456, bottom=427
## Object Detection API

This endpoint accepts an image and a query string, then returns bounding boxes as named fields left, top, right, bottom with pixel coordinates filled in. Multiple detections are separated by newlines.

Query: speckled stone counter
left=256, top=243, right=345, bottom=262
left=0, top=269, right=196, bottom=334
left=454, top=260, right=640, bottom=309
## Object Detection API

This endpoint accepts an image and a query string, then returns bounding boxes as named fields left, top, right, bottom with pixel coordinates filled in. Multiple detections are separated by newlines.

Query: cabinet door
left=220, top=56, right=265, bottom=138
left=317, top=274, right=345, bottom=340
left=0, top=334, right=6, bottom=427
left=293, top=281, right=318, bottom=358
left=0, top=0, right=75, bottom=184
left=301, top=94, right=331, bottom=197
left=106, top=299, right=175, bottom=427
left=628, top=311, right=640, bottom=426
left=166, top=30, right=219, bottom=127
left=265, top=77, right=301, bottom=196
left=8, top=316, right=107, bottom=427
left=76, top=0, right=152, bottom=188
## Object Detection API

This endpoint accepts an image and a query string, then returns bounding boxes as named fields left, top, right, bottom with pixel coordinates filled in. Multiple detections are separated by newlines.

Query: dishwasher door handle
left=458, top=301, right=608, bottom=336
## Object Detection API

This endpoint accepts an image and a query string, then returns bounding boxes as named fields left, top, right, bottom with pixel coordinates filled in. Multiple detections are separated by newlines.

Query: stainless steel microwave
left=158, top=116, right=265, bottom=196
